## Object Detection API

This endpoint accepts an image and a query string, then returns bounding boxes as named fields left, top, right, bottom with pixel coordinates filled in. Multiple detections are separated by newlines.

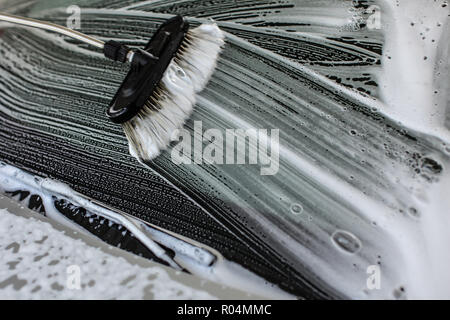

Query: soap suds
left=0, top=162, right=291, bottom=299
left=0, top=0, right=448, bottom=299
left=0, top=208, right=215, bottom=299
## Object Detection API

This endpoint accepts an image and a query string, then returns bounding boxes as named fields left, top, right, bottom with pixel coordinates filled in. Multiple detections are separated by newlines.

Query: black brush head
left=107, top=15, right=189, bottom=124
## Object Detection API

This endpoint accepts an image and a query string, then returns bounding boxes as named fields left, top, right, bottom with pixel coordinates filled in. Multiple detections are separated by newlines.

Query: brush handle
left=0, top=12, right=141, bottom=64
left=103, top=40, right=131, bottom=63
left=0, top=12, right=104, bottom=48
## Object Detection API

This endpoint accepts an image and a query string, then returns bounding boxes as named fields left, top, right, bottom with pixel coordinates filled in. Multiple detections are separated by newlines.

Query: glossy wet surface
left=0, top=0, right=449, bottom=299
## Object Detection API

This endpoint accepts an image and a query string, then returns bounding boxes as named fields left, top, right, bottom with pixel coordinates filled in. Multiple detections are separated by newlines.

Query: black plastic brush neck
left=103, top=41, right=159, bottom=67
left=103, top=40, right=130, bottom=63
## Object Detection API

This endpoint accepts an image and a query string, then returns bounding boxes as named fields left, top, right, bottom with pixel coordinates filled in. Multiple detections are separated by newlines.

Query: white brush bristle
left=123, top=22, right=225, bottom=161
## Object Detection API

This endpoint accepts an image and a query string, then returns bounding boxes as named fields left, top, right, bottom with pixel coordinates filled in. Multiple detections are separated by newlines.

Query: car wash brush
left=0, top=12, right=224, bottom=161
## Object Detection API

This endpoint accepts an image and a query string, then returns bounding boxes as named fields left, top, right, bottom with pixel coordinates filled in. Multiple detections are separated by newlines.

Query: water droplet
left=332, top=230, right=362, bottom=254
left=290, top=203, right=303, bottom=215
left=421, top=157, right=442, bottom=175
left=393, top=286, right=406, bottom=299
left=408, top=207, right=420, bottom=219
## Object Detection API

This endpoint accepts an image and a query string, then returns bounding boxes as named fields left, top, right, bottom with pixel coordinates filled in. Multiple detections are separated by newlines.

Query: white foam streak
left=377, top=0, right=450, bottom=141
